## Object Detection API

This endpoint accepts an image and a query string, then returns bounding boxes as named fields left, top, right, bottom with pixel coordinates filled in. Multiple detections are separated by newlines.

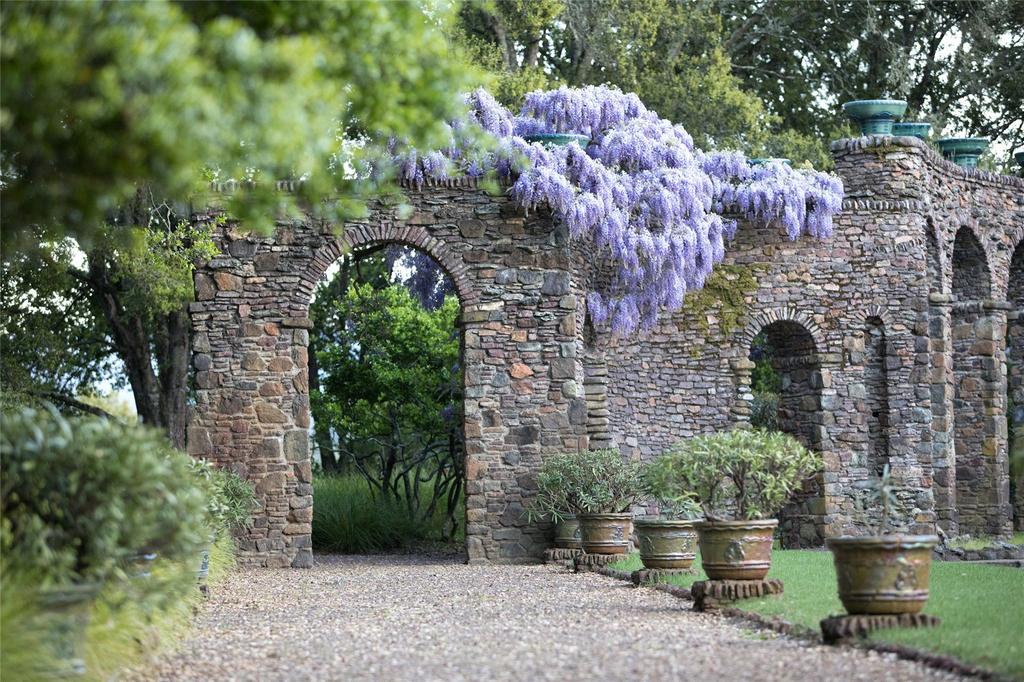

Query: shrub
left=655, top=429, right=821, bottom=521
left=189, top=459, right=257, bottom=536
left=312, top=474, right=462, bottom=553
left=750, top=391, right=780, bottom=431
left=0, top=406, right=208, bottom=585
left=528, top=449, right=645, bottom=522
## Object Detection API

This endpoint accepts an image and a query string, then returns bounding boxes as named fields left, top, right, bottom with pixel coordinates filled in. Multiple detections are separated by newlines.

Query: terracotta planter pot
left=553, top=515, right=582, bottom=550
left=827, top=535, right=939, bottom=615
left=578, top=513, right=632, bottom=554
left=635, top=519, right=697, bottom=569
left=696, top=519, right=777, bottom=580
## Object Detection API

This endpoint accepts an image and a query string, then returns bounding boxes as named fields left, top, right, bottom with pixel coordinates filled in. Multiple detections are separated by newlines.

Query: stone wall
left=189, top=137, right=1023, bottom=567
left=595, top=136, right=1023, bottom=542
left=189, top=180, right=588, bottom=567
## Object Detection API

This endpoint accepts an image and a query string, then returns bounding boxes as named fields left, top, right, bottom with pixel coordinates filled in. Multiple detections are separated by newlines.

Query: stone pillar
left=928, top=293, right=958, bottom=535
left=730, top=356, right=755, bottom=426
left=583, top=345, right=613, bottom=449
left=1008, top=308, right=1024, bottom=531
left=952, top=299, right=1012, bottom=536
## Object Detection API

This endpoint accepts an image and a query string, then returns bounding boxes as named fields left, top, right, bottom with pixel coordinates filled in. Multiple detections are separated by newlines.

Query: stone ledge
left=821, top=613, right=941, bottom=645
left=691, top=578, right=784, bottom=611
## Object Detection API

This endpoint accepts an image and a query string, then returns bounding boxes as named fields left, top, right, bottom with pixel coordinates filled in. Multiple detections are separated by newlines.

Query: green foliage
left=528, top=449, right=645, bottom=521
left=658, top=429, right=821, bottom=521
left=0, top=566, right=55, bottom=682
left=750, top=392, right=780, bottom=431
left=311, top=474, right=463, bottom=553
left=0, top=0, right=482, bottom=252
left=311, top=263, right=463, bottom=535
left=642, top=460, right=703, bottom=520
left=0, top=407, right=208, bottom=585
left=718, top=0, right=1024, bottom=154
left=188, top=459, right=257, bottom=535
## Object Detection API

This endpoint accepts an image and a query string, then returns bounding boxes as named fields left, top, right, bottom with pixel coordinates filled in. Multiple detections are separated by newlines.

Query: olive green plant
left=0, top=406, right=209, bottom=586
left=657, top=429, right=821, bottom=521
left=643, top=458, right=703, bottom=520
left=527, top=449, right=645, bottom=523
left=188, top=459, right=257, bottom=536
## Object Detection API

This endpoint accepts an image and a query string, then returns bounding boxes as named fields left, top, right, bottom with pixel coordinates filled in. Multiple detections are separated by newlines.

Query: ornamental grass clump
left=391, top=85, right=844, bottom=335
left=657, top=429, right=821, bottom=521
left=527, top=448, right=645, bottom=522
left=189, top=458, right=257, bottom=536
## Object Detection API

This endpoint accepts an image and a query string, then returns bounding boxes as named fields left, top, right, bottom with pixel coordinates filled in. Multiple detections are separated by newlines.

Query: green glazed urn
left=936, top=137, right=989, bottom=168
left=522, top=133, right=590, bottom=148
left=635, top=518, right=698, bottom=569
left=891, top=122, right=932, bottom=139
left=842, top=99, right=908, bottom=136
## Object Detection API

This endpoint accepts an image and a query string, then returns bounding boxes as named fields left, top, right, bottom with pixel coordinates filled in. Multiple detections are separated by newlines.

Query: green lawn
left=610, top=549, right=1024, bottom=679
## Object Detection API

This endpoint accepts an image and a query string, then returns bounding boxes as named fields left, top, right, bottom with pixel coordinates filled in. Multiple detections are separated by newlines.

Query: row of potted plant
left=532, top=431, right=939, bottom=616
left=841, top=98, right=991, bottom=169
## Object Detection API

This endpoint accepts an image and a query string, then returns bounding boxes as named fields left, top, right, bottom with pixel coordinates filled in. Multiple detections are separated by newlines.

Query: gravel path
left=135, top=554, right=961, bottom=682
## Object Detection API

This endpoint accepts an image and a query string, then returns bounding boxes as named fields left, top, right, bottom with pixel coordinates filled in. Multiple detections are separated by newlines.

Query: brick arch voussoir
left=735, top=307, right=828, bottom=358
left=292, top=224, right=479, bottom=309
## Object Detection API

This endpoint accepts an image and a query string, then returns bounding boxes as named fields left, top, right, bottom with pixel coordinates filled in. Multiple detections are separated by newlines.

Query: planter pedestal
left=544, top=547, right=583, bottom=564
left=572, top=553, right=623, bottom=572
left=631, top=568, right=695, bottom=585
left=691, top=578, right=784, bottom=611
left=820, top=613, right=941, bottom=644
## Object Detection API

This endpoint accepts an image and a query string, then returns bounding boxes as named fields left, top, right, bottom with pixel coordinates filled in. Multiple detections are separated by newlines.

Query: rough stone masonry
left=189, top=136, right=1023, bottom=567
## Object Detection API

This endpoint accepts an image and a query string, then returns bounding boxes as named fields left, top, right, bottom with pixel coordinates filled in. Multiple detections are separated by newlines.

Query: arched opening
left=308, top=244, right=467, bottom=553
left=748, top=320, right=824, bottom=547
left=864, top=317, right=891, bottom=476
left=1008, top=242, right=1024, bottom=530
left=951, top=226, right=1002, bottom=535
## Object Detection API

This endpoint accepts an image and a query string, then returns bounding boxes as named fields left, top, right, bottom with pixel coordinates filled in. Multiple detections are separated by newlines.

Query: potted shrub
left=842, top=99, right=908, bottom=136
left=552, top=515, right=582, bottom=550
left=0, top=406, right=209, bottom=675
left=637, top=460, right=703, bottom=569
left=826, top=466, right=939, bottom=615
left=528, top=449, right=644, bottom=555
left=659, top=429, right=821, bottom=580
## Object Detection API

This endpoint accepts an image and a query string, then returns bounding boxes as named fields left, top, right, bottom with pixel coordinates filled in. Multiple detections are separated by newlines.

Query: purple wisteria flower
left=390, top=85, right=844, bottom=335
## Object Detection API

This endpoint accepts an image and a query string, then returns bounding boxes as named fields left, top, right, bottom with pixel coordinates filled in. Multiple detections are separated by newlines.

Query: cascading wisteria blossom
left=392, top=86, right=844, bottom=334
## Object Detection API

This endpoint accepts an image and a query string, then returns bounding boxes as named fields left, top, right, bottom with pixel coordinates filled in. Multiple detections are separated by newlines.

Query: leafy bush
left=189, top=459, right=257, bottom=535
left=750, top=391, right=780, bottom=431
left=655, top=429, right=821, bottom=521
left=0, top=406, right=208, bottom=585
left=528, top=449, right=645, bottom=522
left=312, top=474, right=463, bottom=553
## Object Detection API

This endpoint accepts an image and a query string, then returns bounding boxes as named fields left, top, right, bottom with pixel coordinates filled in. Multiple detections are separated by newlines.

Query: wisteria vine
left=392, top=85, right=844, bottom=335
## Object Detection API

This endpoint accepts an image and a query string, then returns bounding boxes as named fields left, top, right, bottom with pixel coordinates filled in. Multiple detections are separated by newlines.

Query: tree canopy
left=0, top=0, right=481, bottom=252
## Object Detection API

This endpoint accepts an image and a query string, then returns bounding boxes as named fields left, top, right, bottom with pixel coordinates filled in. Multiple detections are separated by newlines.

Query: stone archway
left=188, top=184, right=589, bottom=567
left=737, top=311, right=829, bottom=547
left=950, top=225, right=1010, bottom=536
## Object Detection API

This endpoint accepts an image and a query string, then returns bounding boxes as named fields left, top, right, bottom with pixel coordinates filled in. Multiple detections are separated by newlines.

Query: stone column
left=729, top=356, right=755, bottom=426
left=928, top=293, right=958, bottom=535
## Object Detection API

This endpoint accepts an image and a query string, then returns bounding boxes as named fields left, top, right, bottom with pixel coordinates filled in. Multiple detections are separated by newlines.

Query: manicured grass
left=312, top=474, right=464, bottom=553
left=610, top=549, right=1024, bottom=679
left=947, top=531, right=1024, bottom=550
